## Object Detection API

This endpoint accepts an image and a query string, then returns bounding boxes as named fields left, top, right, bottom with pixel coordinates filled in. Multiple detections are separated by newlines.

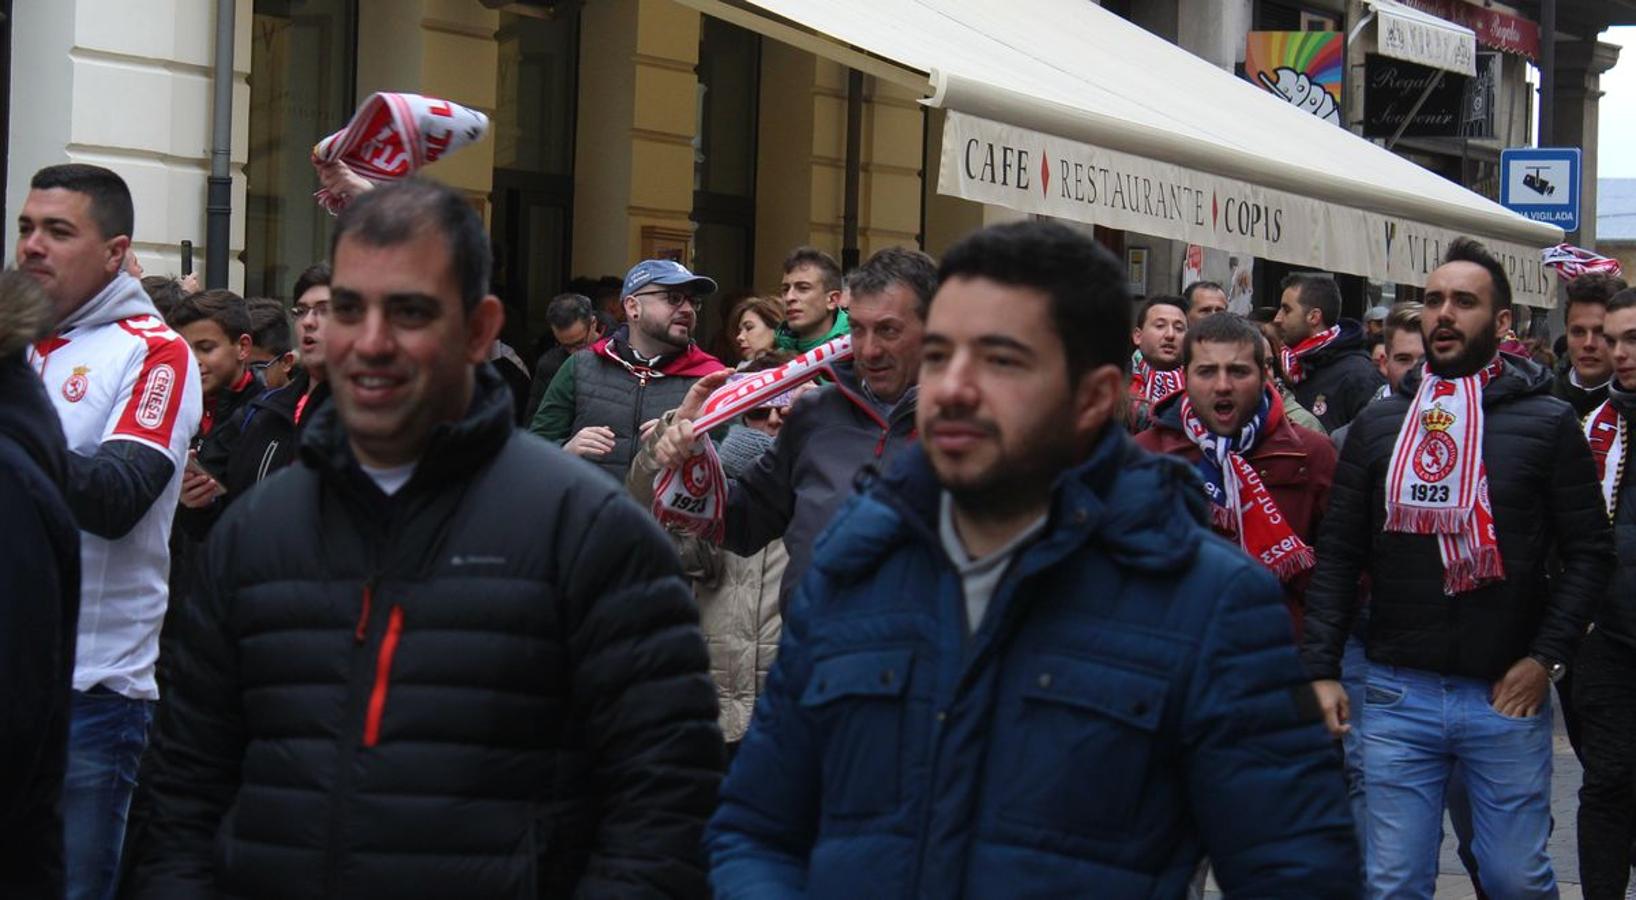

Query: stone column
left=1549, top=39, right=1620, bottom=248
left=568, top=0, right=699, bottom=277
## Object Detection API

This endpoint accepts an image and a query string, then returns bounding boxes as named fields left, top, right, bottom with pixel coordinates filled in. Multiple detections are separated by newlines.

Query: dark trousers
left=1575, top=628, right=1636, bottom=900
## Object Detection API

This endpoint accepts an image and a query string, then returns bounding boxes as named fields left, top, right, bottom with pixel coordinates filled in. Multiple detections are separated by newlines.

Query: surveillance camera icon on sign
left=1522, top=166, right=1555, bottom=197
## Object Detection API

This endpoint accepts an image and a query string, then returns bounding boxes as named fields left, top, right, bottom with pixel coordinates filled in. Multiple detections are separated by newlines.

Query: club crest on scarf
left=1385, top=358, right=1507, bottom=594
left=1412, top=401, right=1458, bottom=485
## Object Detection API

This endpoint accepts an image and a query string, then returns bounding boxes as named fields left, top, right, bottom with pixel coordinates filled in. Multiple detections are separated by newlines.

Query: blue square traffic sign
left=1500, top=147, right=1581, bottom=232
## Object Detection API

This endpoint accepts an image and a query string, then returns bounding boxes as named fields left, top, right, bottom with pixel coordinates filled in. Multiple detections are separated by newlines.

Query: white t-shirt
left=938, top=493, right=1048, bottom=636
left=360, top=461, right=417, bottom=496
left=28, top=274, right=201, bottom=700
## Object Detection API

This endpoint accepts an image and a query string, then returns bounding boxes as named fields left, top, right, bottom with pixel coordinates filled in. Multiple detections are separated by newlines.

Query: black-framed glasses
left=632, top=289, right=702, bottom=310
left=249, top=353, right=294, bottom=374
left=291, top=300, right=330, bottom=319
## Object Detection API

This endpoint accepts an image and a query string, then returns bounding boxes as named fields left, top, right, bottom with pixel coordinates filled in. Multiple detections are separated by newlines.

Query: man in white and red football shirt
left=19, top=163, right=200, bottom=900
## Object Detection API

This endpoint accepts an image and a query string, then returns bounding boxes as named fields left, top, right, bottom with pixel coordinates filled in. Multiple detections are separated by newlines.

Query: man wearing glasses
left=530, top=258, right=728, bottom=481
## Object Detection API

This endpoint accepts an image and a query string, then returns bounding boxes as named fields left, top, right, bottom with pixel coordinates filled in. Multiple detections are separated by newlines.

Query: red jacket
left=1133, top=392, right=1337, bottom=634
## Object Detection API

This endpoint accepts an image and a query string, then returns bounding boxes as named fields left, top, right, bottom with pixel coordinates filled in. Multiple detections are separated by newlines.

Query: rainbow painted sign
left=1244, top=31, right=1345, bottom=126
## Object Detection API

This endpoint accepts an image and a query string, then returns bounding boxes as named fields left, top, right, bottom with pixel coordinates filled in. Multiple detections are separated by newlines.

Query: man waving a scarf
left=1135, top=313, right=1335, bottom=632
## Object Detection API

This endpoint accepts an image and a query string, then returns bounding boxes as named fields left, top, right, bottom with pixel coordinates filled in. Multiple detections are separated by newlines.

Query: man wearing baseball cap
left=530, top=258, right=728, bottom=481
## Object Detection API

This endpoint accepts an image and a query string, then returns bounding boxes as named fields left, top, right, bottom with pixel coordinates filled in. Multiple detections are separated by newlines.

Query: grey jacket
left=631, top=362, right=918, bottom=606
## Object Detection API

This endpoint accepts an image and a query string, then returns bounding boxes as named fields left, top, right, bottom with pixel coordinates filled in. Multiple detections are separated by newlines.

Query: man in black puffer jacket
left=129, top=179, right=722, bottom=899
left=1301, top=238, right=1613, bottom=898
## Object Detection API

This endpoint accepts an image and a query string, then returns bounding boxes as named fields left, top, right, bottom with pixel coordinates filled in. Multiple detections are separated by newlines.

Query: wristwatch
left=1530, top=654, right=1567, bottom=684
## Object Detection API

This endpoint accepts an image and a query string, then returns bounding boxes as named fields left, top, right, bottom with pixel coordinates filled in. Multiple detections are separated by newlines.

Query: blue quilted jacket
left=707, top=428, right=1359, bottom=898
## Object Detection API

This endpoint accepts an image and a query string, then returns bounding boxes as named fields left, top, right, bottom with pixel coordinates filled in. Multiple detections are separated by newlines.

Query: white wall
left=7, top=0, right=251, bottom=289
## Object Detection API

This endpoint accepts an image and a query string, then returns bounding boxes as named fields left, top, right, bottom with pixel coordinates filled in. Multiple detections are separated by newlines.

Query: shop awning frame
left=1366, top=0, right=1478, bottom=76
left=675, top=0, right=1563, bottom=305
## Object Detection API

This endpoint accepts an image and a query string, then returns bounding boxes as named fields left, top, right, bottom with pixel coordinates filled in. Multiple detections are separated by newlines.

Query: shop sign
left=937, top=110, right=1554, bottom=306
left=1397, top=0, right=1539, bottom=60
left=1363, top=52, right=1496, bottom=139
left=1244, top=32, right=1345, bottom=126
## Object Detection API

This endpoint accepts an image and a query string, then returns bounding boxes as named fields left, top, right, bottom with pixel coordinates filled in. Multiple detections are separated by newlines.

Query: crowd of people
left=1, top=162, right=1632, bottom=900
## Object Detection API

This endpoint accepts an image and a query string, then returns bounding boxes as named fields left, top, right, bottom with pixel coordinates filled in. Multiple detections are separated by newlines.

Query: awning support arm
left=1386, top=69, right=1445, bottom=151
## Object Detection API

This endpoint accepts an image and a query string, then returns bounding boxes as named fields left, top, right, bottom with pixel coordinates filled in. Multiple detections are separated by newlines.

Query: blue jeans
left=63, top=687, right=152, bottom=900
left=1341, top=629, right=1370, bottom=857
left=1361, top=664, right=1556, bottom=900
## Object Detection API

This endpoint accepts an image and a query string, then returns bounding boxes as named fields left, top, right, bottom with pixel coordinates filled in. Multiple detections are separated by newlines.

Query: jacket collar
left=1299, top=317, right=1368, bottom=367
left=1398, top=351, right=1554, bottom=406
left=299, top=362, right=515, bottom=496
left=1144, top=388, right=1306, bottom=459
left=821, top=425, right=1206, bottom=586
left=590, top=325, right=726, bottom=379
left=776, top=308, right=850, bottom=353
left=827, top=360, right=917, bottom=430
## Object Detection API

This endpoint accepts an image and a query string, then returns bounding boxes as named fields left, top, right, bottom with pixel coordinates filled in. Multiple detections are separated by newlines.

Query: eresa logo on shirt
left=135, top=364, right=176, bottom=429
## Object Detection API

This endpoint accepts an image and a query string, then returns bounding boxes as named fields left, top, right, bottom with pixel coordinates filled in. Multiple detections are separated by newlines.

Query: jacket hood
left=300, top=362, right=515, bottom=492
left=55, top=272, right=156, bottom=334
left=1398, top=351, right=1553, bottom=405
left=816, top=425, right=1206, bottom=585
left=592, top=325, right=727, bottom=378
left=0, top=270, right=52, bottom=357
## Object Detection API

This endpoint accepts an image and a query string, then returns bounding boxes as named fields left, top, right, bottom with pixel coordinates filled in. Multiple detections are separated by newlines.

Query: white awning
left=1369, top=0, right=1478, bottom=76
left=676, top=0, right=1561, bottom=306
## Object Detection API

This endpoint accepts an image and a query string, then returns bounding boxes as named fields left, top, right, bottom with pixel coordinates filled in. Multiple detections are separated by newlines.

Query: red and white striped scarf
left=1130, top=357, right=1185, bottom=404
left=311, top=92, right=489, bottom=213
left=1542, top=243, right=1624, bottom=281
left=1385, top=358, right=1506, bottom=594
left=1279, top=324, right=1341, bottom=385
left=1585, top=399, right=1627, bottom=520
left=653, top=335, right=852, bottom=539
left=1178, top=387, right=1316, bottom=581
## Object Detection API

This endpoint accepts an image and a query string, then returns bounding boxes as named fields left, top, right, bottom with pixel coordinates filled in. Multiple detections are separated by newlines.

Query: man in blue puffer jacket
left=708, top=219, right=1359, bottom=898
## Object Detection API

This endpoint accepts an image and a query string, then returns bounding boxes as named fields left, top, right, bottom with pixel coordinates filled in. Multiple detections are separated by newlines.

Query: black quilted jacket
left=1594, top=390, right=1636, bottom=651
left=1301, top=354, right=1614, bottom=682
left=129, top=367, right=723, bottom=898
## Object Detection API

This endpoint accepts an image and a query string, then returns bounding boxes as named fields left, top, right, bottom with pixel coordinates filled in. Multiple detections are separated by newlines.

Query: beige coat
left=631, top=432, right=786, bottom=743
left=693, top=541, right=786, bottom=742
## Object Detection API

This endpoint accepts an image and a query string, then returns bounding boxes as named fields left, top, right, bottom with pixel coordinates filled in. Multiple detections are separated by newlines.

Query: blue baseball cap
left=621, top=259, right=718, bottom=299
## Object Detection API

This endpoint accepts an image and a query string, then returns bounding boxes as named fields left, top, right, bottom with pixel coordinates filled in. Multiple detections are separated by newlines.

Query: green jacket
left=774, top=309, right=849, bottom=353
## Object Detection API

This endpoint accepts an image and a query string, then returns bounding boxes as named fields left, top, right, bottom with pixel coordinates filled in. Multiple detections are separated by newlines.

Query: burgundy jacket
left=1134, top=391, right=1337, bottom=634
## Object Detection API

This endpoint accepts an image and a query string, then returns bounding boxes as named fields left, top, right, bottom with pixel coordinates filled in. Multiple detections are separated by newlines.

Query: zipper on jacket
left=632, top=375, right=649, bottom=453
left=354, top=578, right=375, bottom=643
left=324, top=575, right=386, bottom=895
left=362, top=605, right=404, bottom=748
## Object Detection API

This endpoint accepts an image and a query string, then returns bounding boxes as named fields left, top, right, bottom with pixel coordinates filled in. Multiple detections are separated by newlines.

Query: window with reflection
left=492, top=8, right=578, bottom=351
left=693, top=16, right=760, bottom=353
left=245, top=0, right=356, bottom=298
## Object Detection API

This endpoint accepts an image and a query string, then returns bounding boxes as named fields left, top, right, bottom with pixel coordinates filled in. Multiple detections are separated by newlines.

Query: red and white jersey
left=28, top=273, right=201, bottom=700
